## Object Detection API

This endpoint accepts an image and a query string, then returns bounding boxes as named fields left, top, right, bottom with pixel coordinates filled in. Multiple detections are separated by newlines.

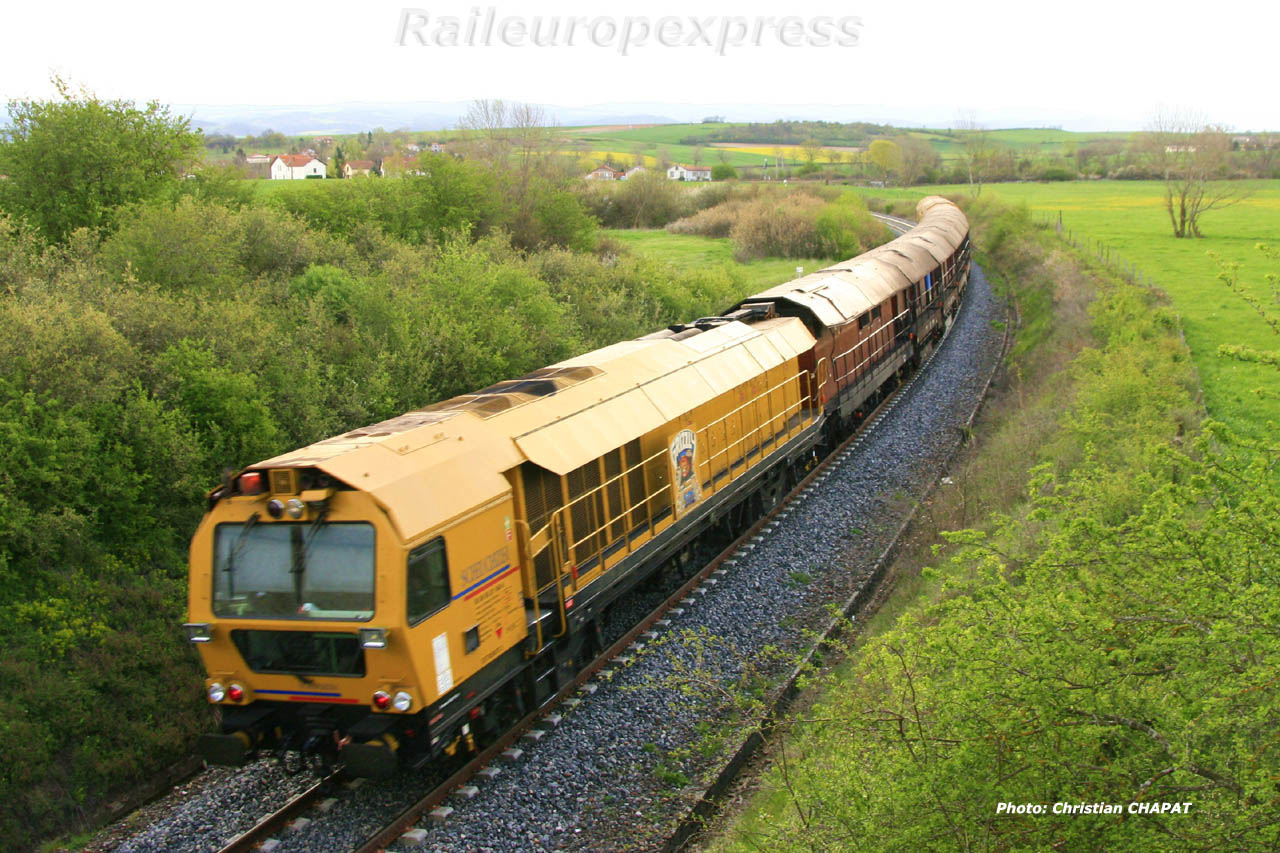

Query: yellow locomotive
left=185, top=197, right=970, bottom=777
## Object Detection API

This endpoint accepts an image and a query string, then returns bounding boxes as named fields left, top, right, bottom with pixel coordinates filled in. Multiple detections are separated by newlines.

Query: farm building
left=270, top=154, right=327, bottom=180
left=667, top=163, right=712, bottom=181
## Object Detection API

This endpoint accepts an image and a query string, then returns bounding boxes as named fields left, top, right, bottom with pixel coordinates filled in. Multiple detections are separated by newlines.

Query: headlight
left=392, top=691, right=413, bottom=712
left=285, top=498, right=305, bottom=519
left=184, top=623, right=212, bottom=643
left=208, top=682, right=226, bottom=703
left=359, top=627, right=388, bottom=649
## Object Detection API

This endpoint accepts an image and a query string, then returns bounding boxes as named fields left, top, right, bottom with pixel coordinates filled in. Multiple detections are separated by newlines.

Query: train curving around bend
left=185, top=196, right=970, bottom=777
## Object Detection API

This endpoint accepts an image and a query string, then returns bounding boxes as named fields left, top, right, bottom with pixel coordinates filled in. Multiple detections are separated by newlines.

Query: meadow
left=919, top=180, right=1280, bottom=439
left=846, top=180, right=1279, bottom=438
left=603, top=228, right=835, bottom=290
left=564, top=123, right=1137, bottom=167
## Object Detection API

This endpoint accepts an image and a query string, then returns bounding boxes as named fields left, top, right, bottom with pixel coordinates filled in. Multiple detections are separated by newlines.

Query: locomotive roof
left=253, top=316, right=814, bottom=539
left=738, top=196, right=968, bottom=327
left=246, top=197, right=966, bottom=541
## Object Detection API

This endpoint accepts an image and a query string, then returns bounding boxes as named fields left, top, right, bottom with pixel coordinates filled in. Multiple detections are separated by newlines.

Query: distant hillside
left=175, top=100, right=1154, bottom=137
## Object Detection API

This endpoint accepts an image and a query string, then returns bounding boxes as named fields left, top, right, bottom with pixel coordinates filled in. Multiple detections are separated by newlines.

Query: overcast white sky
left=3, top=0, right=1275, bottom=131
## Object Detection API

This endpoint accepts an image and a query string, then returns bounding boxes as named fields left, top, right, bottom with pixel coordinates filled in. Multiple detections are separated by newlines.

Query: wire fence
left=1031, top=210, right=1204, bottom=394
left=1032, top=210, right=1159, bottom=290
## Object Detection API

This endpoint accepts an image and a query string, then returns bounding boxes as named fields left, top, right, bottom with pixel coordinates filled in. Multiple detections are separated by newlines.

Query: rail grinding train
left=184, top=196, right=971, bottom=778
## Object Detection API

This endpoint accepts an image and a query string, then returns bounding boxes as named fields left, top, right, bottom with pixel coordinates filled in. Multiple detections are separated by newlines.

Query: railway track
left=352, top=407, right=891, bottom=851
left=216, top=384, right=907, bottom=851
left=227, top=320, right=947, bottom=853
left=216, top=770, right=346, bottom=853
left=210, top=213, right=936, bottom=853
left=115, top=206, right=993, bottom=850
left=871, top=211, right=919, bottom=234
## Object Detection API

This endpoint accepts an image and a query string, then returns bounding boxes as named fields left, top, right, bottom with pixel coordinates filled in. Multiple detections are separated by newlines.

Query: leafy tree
left=102, top=198, right=243, bottom=291
left=711, top=163, right=738, bottom=181
left=800, top=137, right=821, bottom=167
left=529, top=183, right=598, bottom=251
left=0, top=77, right=203, bottom=243
left=866, top=139, right=902, bottom=180
left=894, top=135, right=941, bottom=185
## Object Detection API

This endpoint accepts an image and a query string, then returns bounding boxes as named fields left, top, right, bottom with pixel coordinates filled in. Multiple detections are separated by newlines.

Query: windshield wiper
left=290, top=507, right=330, bottom=610
left=225, top=513, right=259, bottom=597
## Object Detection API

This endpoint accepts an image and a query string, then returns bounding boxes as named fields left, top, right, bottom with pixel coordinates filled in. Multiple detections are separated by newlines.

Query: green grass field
left=565, top=123, right=1138, bottom=167
left=920, top=180, right=1280, bottom=438
left=204, top=124, right=1141, bottom=174
left=604, top=228, right=836, bottom=292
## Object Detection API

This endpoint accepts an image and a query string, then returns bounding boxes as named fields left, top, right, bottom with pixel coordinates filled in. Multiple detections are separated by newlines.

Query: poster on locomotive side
left=669, top=428, right=702, bottom=519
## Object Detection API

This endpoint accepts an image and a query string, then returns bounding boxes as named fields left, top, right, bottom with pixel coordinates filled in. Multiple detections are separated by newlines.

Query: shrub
left=580, top=171, right=691, bottom=228
left=665, top=199, right=747, bottom=238
left=1037, top=166, right=1077, bottom=181
left=101, top=198, right=243, bottom=291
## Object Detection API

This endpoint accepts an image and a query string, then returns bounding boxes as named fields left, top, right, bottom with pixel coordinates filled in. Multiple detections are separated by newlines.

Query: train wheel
left=761, top=466, right=787, bottom=513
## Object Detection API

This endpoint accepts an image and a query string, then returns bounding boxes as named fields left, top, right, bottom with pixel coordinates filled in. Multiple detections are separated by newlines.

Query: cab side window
left=407, top=539, right=450, bottom=625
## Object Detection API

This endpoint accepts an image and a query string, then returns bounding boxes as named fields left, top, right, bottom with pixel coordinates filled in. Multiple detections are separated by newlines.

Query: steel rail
left=216, top=768, right=347, bottom=853
left=350, top=336, right=925, bottom=852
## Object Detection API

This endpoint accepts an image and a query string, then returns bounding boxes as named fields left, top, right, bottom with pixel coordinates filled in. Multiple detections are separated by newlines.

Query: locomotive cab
left=187, top=456, right=528, bottom=776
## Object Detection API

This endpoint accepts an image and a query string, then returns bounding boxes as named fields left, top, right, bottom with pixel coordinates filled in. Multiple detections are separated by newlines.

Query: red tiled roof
left=274, top=154, right=316, bottom=167
left=346, top=160, right=375, bottom=169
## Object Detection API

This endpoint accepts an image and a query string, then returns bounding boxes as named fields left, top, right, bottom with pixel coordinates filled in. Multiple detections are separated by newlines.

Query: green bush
left=101, top=198, right=243, bottom=291
left=581, top=170, right=692, bottom=228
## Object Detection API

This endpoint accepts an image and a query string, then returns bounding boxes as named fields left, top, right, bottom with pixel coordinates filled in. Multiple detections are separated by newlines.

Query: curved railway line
left=108, top=207, right=1010, bottom=853
left=185, top=216, right=1012, bottom=853
left=213, top=212, right=929, bottom=853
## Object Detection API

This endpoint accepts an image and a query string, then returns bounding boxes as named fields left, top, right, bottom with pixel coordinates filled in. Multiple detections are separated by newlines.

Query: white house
left=621, top=165, right=646, bottom=180
left=271, top=154, right=327, bottom=180
left=667, top=163, right=712, bottom=181
left=430, top=141, right=447, bottom=153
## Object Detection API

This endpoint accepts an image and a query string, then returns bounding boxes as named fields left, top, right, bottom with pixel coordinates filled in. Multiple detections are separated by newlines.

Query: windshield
left=213, top=521, right=375, bottom=620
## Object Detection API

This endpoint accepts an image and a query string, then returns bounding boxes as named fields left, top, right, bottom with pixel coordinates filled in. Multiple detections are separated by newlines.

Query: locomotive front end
left=186, top=466, right=423, bottom=774
left=186, top=405, right=532, bottom=780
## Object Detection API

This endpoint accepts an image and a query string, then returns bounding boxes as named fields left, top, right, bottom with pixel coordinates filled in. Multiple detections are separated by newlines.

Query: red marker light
left=372, top=690, right=391, bottom=710
left=228, top=684, right=244, bottom=702
left=239, top=472, right=265, bottom=495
